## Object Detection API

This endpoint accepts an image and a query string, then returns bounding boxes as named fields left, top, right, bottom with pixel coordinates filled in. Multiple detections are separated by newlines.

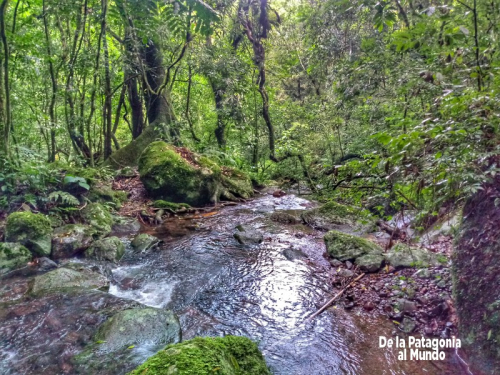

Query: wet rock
left=81, top=203, right=114, bottom=237
left=28, top=267, right=109, bottom=294
left=413, top=268, right=432, bottom=279
left=270, top=211, right=300, bottom=224
left=272, top=189, right=286, bottom=197
left=111, top=216, right=141, bottom=236
left=345, top=260, right=353, bottom=269
left=138, top=141, right=253, bottom=205
left=233, top=225, right=263, bottom=245
left=131, top=233, right=160, bottom=252
left=129, top=336, right=271, bottom=375
left=35, top=257, right=57, bottom=272
left=384, top=243, right=442, bottom=269
left=282, top=248, right=307, bottom=261
left=355, top=253, right=385, bottom=273
left=5, top=211, right=52, bottom=256
left=0, top=287, right=144, bottom=375
left=51, top=224, right=96, bottom=259
left=329, top=259, right=343, bottom=267
left=0, top=242, right=32, bottom=274
left=93, top=308, right=181, bottom=353
left=85, top=236, right=125, bottom=262
left=324, top=230, right=383, bottom=262
left=400, top=317, right=416, bottom=333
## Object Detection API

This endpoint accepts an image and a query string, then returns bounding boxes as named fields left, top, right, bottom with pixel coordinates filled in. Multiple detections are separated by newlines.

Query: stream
left=1, top=192, right=467, bottom=374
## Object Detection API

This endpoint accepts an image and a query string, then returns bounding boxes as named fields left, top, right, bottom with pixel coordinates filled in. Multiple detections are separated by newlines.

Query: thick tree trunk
left=209, top=79, right=226, bottom=148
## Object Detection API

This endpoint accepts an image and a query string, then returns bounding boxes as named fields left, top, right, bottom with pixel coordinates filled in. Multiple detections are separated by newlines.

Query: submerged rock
left=233, top=225, right=263, bottom=245
left=384, top=243, right=443, bottom=269
left=28, top=267, right=109, bottom=294
left=81, top=203, right=114, bottom=237
left=85, top=236, right=125, bottom=262
left=138, top=141, right=253, bottom=206
left=0, top=242, right=32, bottom=274
left=51, top=224, right=96, bottom=259
left=131, top=233, right=160, bottom=252
left=5, top=211, right=52, bottom=256
left=324, top=230, right=383, bottom=262
left=282, top=247, right=307, bottom=261
left=129, top=335, right=271, bottom=375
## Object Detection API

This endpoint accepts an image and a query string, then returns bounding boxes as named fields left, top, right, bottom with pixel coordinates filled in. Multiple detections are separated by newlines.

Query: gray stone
left=355, top=253, right=384, bottom=273
left=51, top=224, right=96, bottom=259
left=401, top=317, right=416, bottom=333
left=385, top=243, right=440, bottom=269
left=131, top=233, right=160, bottom=252
left=233, top=225, right=263, bottom=245
left=111, top=216, right=141, bottom=236
left=396, top=298, right=417, bottom=314
left=270, top=211, right=300, bottom=224
left=85, top=236, right=125, bottom=262
left=0, top=242, right=32, bottom=274
left=282, top=248, right=307, bottom=261
left=29, top=267, right=109, bottom=294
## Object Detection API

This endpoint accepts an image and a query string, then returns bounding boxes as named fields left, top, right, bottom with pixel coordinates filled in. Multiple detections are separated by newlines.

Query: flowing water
left=0, top=192, right=468, bottom=374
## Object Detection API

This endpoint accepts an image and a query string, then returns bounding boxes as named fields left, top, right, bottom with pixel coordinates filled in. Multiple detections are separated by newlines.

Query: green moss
left=81, top=203, right=113, bottom=236
left=0, top=242, right=32, bottom=274
left=324, top=230, right=382, bottom=261
left=153, top=200, right=191, bottom=211
left=128, top=336, right=271, bottom=375
left=5, top=212, right=52, bottom=256
left=88, top=185, right=128, bottom=208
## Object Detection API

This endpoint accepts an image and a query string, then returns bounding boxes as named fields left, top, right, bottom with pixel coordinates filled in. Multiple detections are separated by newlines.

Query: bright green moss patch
left=81, top=203, right=113, bottom=236
left=128, top=336, right=271, bottom=375
left=324, top=230, right=382, bottom=261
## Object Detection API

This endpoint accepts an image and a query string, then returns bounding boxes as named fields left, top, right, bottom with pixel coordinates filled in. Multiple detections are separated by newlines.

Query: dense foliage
left=0, top=0, right=498, bottom=225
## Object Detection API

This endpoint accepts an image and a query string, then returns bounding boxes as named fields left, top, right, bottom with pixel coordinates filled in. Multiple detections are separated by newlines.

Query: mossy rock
left=131, top=233, right=161, bottom=253
left=270, top=211, right=301, bottom=224
left=138, top=142, right=253, bottom=206
left=301, top=201, right=372, bottom=233
left=0, top=242, right=32, bottom=274
left=95, top=308, right=181, bottom=353
left=88, top=185, right=128, bottom=209
left=384, top=243, right=442, bottom=269
left=51, top=224, right=96, bottom=260
left=5, top=212, right=52, bottom=256
left=355, top=252, right=385, bottom=273
left=28, top=267, right=109, bottom=295
left=85, top=236, right=125, bottom=262
left=153, top=200, right=191, bottom=211
left=128, top=335, right=271, bottom=375
left=324, top=230, right=382, bottom=262
left=81, top=203, right=113, bottom=237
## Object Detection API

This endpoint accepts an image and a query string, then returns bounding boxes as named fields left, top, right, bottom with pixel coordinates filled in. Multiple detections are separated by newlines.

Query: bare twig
left=308, top=273, right=365, bottom=320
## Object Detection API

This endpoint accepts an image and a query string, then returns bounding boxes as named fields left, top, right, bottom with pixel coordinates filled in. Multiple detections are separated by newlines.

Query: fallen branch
left=308, top=273, right=365, bottom=320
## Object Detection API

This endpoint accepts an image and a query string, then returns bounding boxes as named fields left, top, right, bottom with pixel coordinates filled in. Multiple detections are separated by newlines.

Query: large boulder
left=131, top=233, right=161, bottom=252
left=233, top=225, right=264, bottom=245
left=0, top=242, right=32, bottom=274
left=385, top=243, right=444, bottom=269
left=138, top=141, right=252, bottom=206
left=81, top=203, right=113, bottom=237
left=5, top=212, right=52, bottom=256
left=94, top=308, right=181, bottom=353
left=129, top=336, right=271, bottom=375
left=324, top=230, right=383, bottom=262
left=28, top=267, right=109, bottom=294
left=453, top=182, right=500, bottom=375
left=85, top=236, right=125, bottom=262
left=301, top=201, right=373, bottom=233
left=51, top=224, right=96, bottom=259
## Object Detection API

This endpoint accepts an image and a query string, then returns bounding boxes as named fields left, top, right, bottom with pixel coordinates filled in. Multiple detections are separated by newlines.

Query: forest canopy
left=0, top=0, right=498, bottom=223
